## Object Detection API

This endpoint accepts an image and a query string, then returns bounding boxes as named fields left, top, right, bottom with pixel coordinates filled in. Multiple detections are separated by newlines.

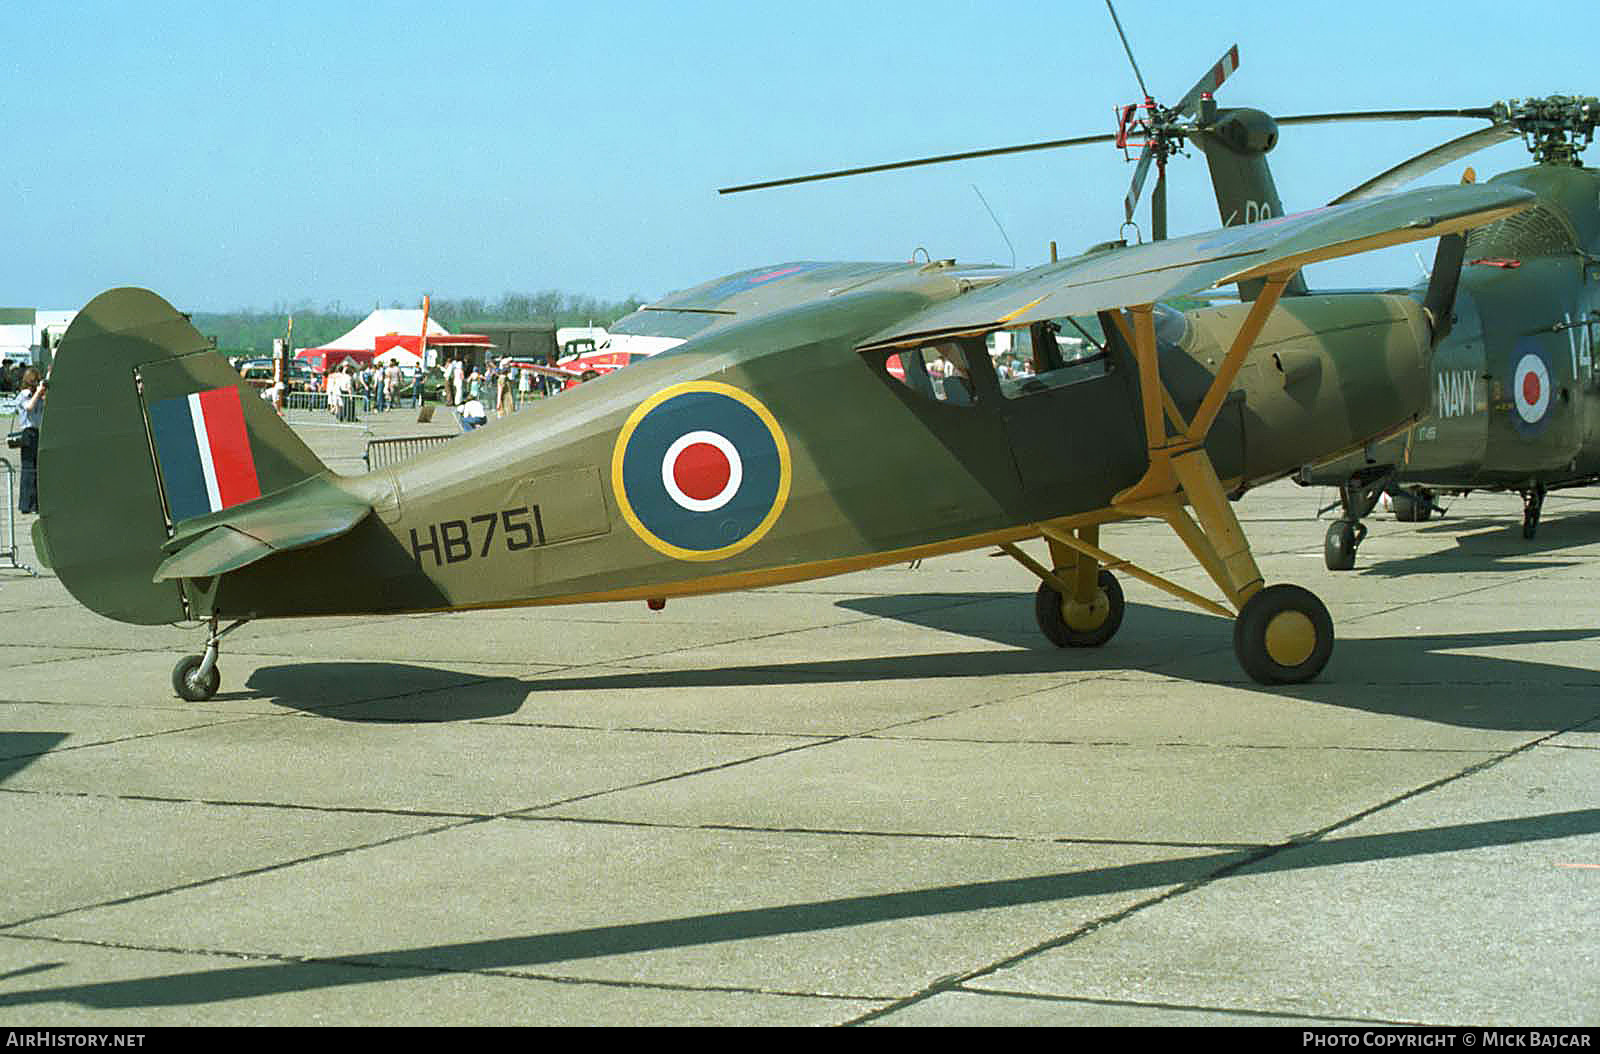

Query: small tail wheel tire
left=1233, top=584, right=1334, bottom=685
left=1036, top=569, right=1125, bottom=648
left=172, top=655, right=221, bottom=702
left=1324, top=520, right=1359, bottom=571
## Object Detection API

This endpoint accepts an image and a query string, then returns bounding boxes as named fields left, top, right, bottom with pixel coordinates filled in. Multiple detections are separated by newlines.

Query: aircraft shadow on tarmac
left=241, top=592, right=1600, bottom=734
left=1, top=806, right=1595, bottom=1013
left=1357, top=507, right=1600, bottom=577
left=830, top=592, right=1600, bottom=731
left=0, top=732, right=69, bottom=786
left=244, top=665, right=529, bottom=722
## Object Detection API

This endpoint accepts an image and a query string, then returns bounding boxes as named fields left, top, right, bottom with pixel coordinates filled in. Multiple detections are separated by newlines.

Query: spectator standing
left=14, top=367, right=45, bottom=513
left=495, top=368, right=512, bottom=418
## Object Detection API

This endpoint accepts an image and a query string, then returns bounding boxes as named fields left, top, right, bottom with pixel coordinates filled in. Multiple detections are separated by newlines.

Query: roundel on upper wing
left=611, top=382, right=791, bottom=561
left=1510, top=340, right=1553, bottom=435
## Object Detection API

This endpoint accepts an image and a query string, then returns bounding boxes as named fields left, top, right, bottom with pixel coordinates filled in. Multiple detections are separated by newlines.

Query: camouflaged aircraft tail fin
left=38, top=288, right=333, bottom=624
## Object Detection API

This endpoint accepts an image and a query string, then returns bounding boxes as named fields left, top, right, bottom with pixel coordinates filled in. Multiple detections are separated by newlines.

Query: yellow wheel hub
left=1062, top=590, right=1110, bottom=632
left=1263, top=610, right=1317, bottom=667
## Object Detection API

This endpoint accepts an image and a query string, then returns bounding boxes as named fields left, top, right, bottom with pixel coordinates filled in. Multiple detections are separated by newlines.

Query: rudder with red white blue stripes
left=148, top=386, right=264, bottom=523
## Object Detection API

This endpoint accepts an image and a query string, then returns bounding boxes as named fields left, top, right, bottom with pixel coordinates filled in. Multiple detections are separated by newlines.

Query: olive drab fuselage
left=1308, top=164, right=1600, bottom=491
left=198, top=266, right=1432, bottom=622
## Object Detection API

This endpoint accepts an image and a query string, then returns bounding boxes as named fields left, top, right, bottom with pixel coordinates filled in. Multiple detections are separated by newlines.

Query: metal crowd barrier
left=1, top=456, right=34, bottom=574
left=284, top=391, right=377, bottom=414
left=363, top=434, right=457, bottom=471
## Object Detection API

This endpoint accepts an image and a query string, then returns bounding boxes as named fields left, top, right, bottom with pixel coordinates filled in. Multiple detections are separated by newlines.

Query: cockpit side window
left=884, top=341, right=978, bottom=405
left=992, top=316, right=1112, bottom=398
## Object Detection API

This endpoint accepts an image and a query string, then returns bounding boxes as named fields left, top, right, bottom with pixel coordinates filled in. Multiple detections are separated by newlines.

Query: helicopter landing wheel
left=1521, top=486, right=1545, bottom=540
left=1036, top=569, right=1125, bottom=648
left=1323, top=519, right=1365, bottom=572
left=172, top=654, right=221, bottom=702
left=1233, top=584, right=1334, bottom=685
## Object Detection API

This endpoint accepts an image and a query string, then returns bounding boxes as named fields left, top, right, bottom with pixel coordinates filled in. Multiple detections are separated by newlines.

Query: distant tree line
left=194, top=290, right=645, bottom=355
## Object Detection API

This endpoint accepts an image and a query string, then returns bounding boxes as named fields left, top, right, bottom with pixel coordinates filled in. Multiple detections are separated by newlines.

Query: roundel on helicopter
left=611, top=381, right=792, bottom=561
left=1511, top=340, right=1554, bottom=434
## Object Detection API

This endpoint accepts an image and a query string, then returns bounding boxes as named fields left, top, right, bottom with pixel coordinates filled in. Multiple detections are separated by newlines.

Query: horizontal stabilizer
left=857, top=183, right=1535, bottom=351
left=153, top=477, right=371, bottom=582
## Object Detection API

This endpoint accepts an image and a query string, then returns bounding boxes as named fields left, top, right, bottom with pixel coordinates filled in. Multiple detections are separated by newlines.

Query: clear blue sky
left=4, top=0, right=1594, bottom=312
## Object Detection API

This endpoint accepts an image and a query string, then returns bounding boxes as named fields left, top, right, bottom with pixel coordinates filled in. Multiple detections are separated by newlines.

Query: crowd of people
left=312, top=357, right=548, bottom=427
left=4, top=351, right=581, bottom=514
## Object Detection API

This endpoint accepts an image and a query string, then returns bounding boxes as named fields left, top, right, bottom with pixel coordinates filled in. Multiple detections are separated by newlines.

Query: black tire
left=172, top=654, right=221, bottom=702
left=1324, top=520, right=1358, bottom=571
left=1391, top=487, right=1435, bottom=522
left=1390, top=489, right=1418, bottom=522
left=1233, top=584, right=1334, bottom=685
left=1035, top=569, right=1125, bottom=648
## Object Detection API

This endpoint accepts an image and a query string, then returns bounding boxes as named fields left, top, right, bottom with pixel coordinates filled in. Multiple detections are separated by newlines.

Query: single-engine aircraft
left=34, top=176, right=1531, bottom=698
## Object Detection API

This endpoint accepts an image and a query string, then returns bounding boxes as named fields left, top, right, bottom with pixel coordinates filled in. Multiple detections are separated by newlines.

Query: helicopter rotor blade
left=1104, top=0, right=1151, bottom=100
left=1152, top=158, right=1168, bottom=241
left=1276, top=107, right=1498, bottom=126
left=1422, top=231, right=1468, bottom=346
left=1123, top=142, right=1155, bottom=224
left=1329, top=123, right=1520, bottom=205
left=1173, top=44, right=1241, bottom=119
left=717, top=132, right=1118, bottom=195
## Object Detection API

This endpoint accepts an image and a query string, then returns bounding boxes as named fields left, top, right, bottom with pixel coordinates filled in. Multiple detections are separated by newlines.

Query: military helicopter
left=1296, top=97, right=1600, bottom=567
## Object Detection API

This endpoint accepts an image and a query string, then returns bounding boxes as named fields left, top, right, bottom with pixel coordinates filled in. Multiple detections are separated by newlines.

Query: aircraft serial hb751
left=31, top=45, right=1537, bottom=699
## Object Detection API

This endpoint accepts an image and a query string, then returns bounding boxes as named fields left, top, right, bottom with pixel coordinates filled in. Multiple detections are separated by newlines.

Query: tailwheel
left=1232, top=584, right=1334, bottom=685
left=1036, top=569, right=1125, bottom=648
left=170, top=615, right=249, bottom=702
left=172, top=654, right=221, bottom=702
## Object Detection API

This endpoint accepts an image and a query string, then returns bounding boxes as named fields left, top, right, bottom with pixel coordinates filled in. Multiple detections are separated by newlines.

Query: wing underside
left=857, top=183, right=1535, bottom=351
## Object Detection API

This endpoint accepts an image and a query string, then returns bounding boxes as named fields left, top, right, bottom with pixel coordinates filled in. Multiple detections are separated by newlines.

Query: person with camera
left=13, top=367, right=44, bottom=514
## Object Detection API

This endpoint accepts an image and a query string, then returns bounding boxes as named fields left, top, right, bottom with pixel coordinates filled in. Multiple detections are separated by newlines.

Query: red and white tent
left=297, top=310, right=489, bottom=372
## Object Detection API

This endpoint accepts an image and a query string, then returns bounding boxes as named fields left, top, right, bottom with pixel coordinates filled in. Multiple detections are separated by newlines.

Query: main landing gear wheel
left=1390, top=487, right=1434, bottom=523
left=172, top=654, right=221, bottom=702
left=1521, top=486, right=1545, bottom=540
left=1233, top=584, right=1334, bottom=685
left=1036, top=569, right=1125, bottom=648
left=1323, top=520, right=1366, bottom=572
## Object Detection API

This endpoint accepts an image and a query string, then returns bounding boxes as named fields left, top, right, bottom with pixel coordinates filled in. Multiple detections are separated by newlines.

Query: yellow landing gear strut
left=1004, top=278, right=1335, bottom=684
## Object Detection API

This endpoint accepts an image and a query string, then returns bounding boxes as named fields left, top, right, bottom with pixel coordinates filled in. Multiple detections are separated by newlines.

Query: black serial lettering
left=410, top=525, right=442, bottom=567
left=411, top=506, right=547, bottom=567
left=441, top=520, right=471, bottom=564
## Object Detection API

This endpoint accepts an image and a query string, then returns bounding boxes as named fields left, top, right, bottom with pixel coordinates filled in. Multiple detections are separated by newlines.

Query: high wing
left=857, top=183, right=1535, bottom=351
left=152, top=477, right=371, bottom=582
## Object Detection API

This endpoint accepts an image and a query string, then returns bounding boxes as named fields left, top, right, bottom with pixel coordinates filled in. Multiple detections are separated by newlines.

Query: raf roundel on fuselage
left=611, top=381, right=791, bottom=562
